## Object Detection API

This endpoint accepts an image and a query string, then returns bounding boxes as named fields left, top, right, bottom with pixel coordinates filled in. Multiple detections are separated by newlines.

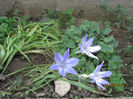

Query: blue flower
left=49, top=48, right=79, bottom=77
left=88, top=61, right=112, bottom=90
left=78, top=34, right=101, bottom=60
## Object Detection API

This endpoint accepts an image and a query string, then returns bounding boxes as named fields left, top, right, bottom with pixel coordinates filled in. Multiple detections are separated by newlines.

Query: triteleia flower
left=88, top=61, right=112, bottom=90
left=49, top=48, right=79, bottom=77
left=77, top=34, right=101, bottom=60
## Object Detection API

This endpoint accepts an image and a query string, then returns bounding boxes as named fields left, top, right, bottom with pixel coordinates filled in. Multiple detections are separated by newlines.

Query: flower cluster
left=49, top=34, right=112, bottom=90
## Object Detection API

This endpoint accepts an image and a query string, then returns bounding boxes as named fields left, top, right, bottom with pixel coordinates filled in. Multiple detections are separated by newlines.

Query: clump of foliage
left=54, top=21, right=126, bottom=92
left=101, top=1, right=133, bottom=62
left=48, top=8, right=75, bottom=28
left=0, top=13, right=61, bottom=73
left=101, top=0, right=133, bottom=32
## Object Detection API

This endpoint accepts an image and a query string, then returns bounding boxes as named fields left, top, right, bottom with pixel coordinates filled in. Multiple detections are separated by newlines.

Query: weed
left=101, top=0, right=133, bottom=64
left=48, top=9, right=57, bottom=18
left=0, top=14, right=61, bottom=73
left=101, top=0, right=133, bottom=32
left=47, top=8, right=75, bottom=28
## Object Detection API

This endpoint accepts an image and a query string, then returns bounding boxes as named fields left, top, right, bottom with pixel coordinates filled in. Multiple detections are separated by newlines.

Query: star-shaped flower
left=88, top=61, right=112, bottom=90
left=49, top=48, right=79, bottom=77
left=78, top=34, right=101, bottom=60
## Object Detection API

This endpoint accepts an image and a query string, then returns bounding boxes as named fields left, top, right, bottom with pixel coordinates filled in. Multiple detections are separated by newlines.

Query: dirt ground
left=112, top=27, right=133, bottom=94
left=0, top=15, right=133, bottom=98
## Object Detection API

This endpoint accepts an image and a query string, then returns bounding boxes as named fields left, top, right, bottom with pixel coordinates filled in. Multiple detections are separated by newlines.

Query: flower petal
left=88, top=46, right=101, bottom=53
left=63, top=48, right=70, bottom=61
left=82, top=34, right=88, bottom=44
left=98, top=71, right=112, bottom=78
left=59, top=67, right=66, bottom=77
left=55, top=53, right=63, bottom=63
left=91, top=79, right=95, bottom=83
left=49, top=64, right=60, bottom=70
left=95, top=77, right=110, bottom=90
left=96, top=78, right=110, bottom=85
left=86, top=37, right=94, bottom=47
left=88, top=73, right=95, bottom=79
left=96, top=82, right=106, bottom=90
left=78, top=44, right=83, bottom=49
left=77, top=44, right=83, bottom=53
left=67, top=58, right=79, bottom=67
left=66, top=67, right=77, bottom=75
left=93, top=61, right=104, bottom=74
left=86, top=52, right=98, bottom=60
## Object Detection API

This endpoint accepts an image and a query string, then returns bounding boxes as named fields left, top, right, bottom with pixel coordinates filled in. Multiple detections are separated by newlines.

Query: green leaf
left=112, top=40, right=118, bottom=48
left=27, top=25, right=38, bottom=37
left=101, top=28, right=111, bottom=35
left=100, top=43, right=113, bottom=53
left=62, top=34, right=69, bottom=42
left=73, top=36, right=79, bottom=40
left=70, top=25, right=81, bottom=34
left=88, top=63, right=95, bottom=73
left=79, top=57, right=86, bottom=66
left=66, top=39, right=76, bottom=48
left=0, top=64, right=2, bottom=70
left=91, top=22, right=100, bottom=33
left=108, top=56, right=123, bottom=68
left=0, top=45, right=6, bottom=62
left=13, top=9, right=19, bottom=16
left=71, top=48, right=79, bottom=56
left=25, top=90, right=30, bottom=95
left=102, top=36, right=114, bottom=43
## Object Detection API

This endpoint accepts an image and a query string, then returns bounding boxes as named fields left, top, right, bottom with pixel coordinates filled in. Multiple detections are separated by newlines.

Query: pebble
left=54, top=79, right=71, bottom=97
left=39, top=17, right=50, bottom=22
left=37, top=93, right=46, bottom=97
left=69, top=93, right=73, bottom=99
left=0, top=74, right=6, bottom=81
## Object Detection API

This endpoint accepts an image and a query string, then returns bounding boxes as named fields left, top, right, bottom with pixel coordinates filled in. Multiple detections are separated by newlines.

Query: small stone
left=0, top=74, right=6, bottom=81
left=54, top=79, right=71, bottom=97
left=39, top=17, right=50, bottom=22
left=37, top=93, right=46, bottom=97
left=26, top=80, right=33, bottom=86
left=129, top=87, right=133, bottom=92
left=70, top=94, right=73, bottom=98
left=90, top=94, right=97, bottom=98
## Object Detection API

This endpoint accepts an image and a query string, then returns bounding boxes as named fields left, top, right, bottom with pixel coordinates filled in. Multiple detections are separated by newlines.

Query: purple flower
left=88, top=61, right=112, bottom=90
left=77, top=34, right=101, bottom=60
left=49, top=48, right=79, bottom=77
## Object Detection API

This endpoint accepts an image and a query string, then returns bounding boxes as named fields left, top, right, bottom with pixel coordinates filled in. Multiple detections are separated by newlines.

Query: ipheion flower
left=88, top=61, right=112, bottom=90
left=49, top=48, right=79, bottom=77
left=77, top=34, right=101, bottom=60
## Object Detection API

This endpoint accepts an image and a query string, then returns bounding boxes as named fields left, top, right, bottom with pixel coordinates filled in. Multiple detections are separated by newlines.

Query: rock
left=129, top=87, right=133, bottom=92
left=69, top=93, right=73, bottom=99
left=37, top=93, right=46, bottom=97
left=54, top=79, right=71, bottom=97
left=0, top=74, right=6, bottom=81
left=39, top=17, right=50, bottom=22
left=25, top=80, right=33, bottom=86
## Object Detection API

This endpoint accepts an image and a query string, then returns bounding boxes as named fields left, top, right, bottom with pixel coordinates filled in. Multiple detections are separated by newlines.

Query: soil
left=0, top=16, right=133, bottom=98
left=111, top=27, right=133, bottom=95
left=6, top=53, right=54, bottom=73
left=0, top=53, right=103, bottom=98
